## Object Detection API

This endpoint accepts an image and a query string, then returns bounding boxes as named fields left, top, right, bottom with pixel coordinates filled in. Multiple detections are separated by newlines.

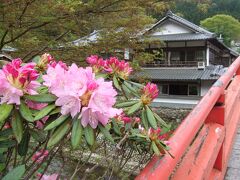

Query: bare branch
left=0, top=29, right=9, bottom=50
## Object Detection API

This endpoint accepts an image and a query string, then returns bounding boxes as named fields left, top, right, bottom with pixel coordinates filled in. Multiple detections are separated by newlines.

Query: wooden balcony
left=143, top=60, right=204, bottom=67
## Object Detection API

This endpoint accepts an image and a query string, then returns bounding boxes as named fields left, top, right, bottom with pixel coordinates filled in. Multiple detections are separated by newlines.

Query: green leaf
left=99, top=124, right=114, bottom=143
left=49, top=107, right=61, bottom=115
left=151, top=141, right=160, bottom=156
left=115, top=100, right=138, bottom=108
left=11, top=110, right=23, bottom=143
left=146, top=106, right=157, bottom=129
left=34, top=104, right=56, bottom=121
left=2, top=165, right=25, bottom=180
left=0, top=104, right=13, bottom=127
left=154, top=113, right=168, bottom=128
left=113, top=75, right=121, bottom=90
left=29, top=129, right=46, bottom=142
left=123, top=81, right=138, bottom=93
left=96, top=73, right=108, bottom=79
left=71, top=118, right=83, bottom=149
left=19, top=102, right=34, bottom=122
left=141, top=110, right=149, bottom=129
left=24, top=94, right=57, bottom=103
left=112, top=119, right=121, bottom=135
left=32, top=55, right=40, bottom=63
left=44, top=115, right=69, bottom=131
left=18, top=130, right=30, bottom=156
left=0, top=129, right=13, bottom=138
left=47, top=120, right=70, bottom=148
left=127, top=101, right=142, bottom=115
left=84, top=126, right=95, bottom=146
left=0, top=140, right=16, bottom=148
left=121, top=83, right=131, bottom=95
left=125, top=80, right=144, bottom=88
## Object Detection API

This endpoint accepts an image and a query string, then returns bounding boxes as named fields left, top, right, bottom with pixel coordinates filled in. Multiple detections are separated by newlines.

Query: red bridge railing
left=137, top=56, right=240, bottom=180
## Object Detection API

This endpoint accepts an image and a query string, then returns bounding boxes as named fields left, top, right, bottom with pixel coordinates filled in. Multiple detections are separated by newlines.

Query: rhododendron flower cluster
left=116, top=113, right=141, bottom=124
left=86, top=55, right=132, bottom=79
left=0, top=59, right=39, bottom=105
left=141, top=83, right=159, bottom=105
left=86, top=55, right=105, bottom=73
left=43, top=63, right=122, bottom=128
left=105, top=57, right=132, bottom=79
left=139, top=126, right=168, bottom=142
left=36, top=53, right=54, bottom=72
left=49, top=60, right=68, bottom=70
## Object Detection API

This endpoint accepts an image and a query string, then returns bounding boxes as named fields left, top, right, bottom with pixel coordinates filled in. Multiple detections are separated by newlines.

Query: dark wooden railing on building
left=144, top=60, right=202, bottom=67
left=136, top=56, right=240, bottom=180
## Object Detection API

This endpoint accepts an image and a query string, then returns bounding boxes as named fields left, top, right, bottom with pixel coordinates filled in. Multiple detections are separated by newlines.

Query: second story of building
left=142, top=11, right=238, bottom=69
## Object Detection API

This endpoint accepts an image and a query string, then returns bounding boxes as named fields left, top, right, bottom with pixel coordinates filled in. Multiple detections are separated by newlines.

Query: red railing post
left=206, top=93, right=225, bottom=171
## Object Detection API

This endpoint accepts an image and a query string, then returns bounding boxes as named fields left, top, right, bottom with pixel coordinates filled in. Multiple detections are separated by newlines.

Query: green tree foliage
left=172, top=0, right=240, bottom=25
left=209, top=0, right=240, bottom=20
left=200, top=14, right=240, bottom=45
left=173, top=0, right=212, bottom=24
left=0, top=0, right=171, bottom=64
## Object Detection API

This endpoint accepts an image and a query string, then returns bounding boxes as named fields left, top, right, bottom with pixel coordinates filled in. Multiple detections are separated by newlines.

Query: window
left=188, top=84, right=199, bottom=96
left=187, top=51, right=195, bottom=61
left=195, top=50, right=205, bottom=61
left=170, top=51, right=180, bottom=61
left=159, top=84, right=169, bottom=95
left=169, top=84, right=188, bottom=95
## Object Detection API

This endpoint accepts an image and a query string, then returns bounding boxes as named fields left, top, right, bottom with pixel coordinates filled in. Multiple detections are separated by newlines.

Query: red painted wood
left=172, top=123, right=225, bottom=180
left=136, top=57, right=240, bottom=180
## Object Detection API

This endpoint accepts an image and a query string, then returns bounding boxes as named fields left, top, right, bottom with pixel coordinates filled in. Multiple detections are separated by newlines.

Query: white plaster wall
left=201, top=80, right=214, bottom=96
left=151, top=21, right=192, bottom=36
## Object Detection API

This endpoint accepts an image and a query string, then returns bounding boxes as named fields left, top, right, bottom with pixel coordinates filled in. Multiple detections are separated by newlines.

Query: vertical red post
left=206, top=94, right=225, bottom=171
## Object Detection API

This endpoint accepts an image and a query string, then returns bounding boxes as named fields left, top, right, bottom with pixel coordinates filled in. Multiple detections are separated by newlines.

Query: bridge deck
left=225, top=126, right=240, bottom=180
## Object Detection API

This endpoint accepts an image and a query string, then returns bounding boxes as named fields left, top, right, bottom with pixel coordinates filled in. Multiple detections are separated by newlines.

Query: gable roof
left=146, top=10, right=214, bottom=36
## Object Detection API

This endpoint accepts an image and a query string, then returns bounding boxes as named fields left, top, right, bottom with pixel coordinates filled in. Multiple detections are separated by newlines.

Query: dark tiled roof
left=149, top=33, right=213, bottom=41
left=133, top=66, right=227, bottom=81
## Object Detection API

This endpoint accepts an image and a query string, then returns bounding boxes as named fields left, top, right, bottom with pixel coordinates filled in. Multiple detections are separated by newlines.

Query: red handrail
left=136, top=56, right=240, bottom=180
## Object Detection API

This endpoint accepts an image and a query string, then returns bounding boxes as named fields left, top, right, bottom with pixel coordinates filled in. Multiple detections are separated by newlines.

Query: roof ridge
left=147, top=11, right=214, bottom=36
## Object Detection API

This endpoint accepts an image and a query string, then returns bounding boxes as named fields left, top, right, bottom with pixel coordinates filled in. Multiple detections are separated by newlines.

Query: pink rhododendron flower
left=86, top=55, right=105, bottom=73
left=49, top=60, right=68, bottom=71
left=115, top=113, right=131, bottom=124
left=37, top=173, right=59, bottom=180
left=148, top=127, right=166, bottom=141
left=139, top=126, right=168, bottom=142
left=41, top=53, right=54, bottom=63
left=32, top=150, right=49, bottom=163
left=43, top=63, right=122, bottom=128
left=36, top=53, right=54, bottom=72
left=55, top=95, right=81, bottom=118
left=104, top=57, right=132, bottom=79
left=141, top=83, right=159, bottom=105
left=43, top=63, right=69, bottom=97
left=26, top=100, right=48, bottom=110
left=134, top=117, right=141, bottom=123
left=36, top=116, right=49, bottom=129
left=26, top=100, right=49, bottom=129
left=0, top=59, right=39, bottom=105
left=80, top=78, right=122, bottom=128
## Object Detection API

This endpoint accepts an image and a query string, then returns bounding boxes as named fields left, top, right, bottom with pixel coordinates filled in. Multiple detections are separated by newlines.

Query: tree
left=200, top=14, right=240, bottom=46
left=173, top=0, right=212, bottom=24
left=0, top=0, right=171, bottom=64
